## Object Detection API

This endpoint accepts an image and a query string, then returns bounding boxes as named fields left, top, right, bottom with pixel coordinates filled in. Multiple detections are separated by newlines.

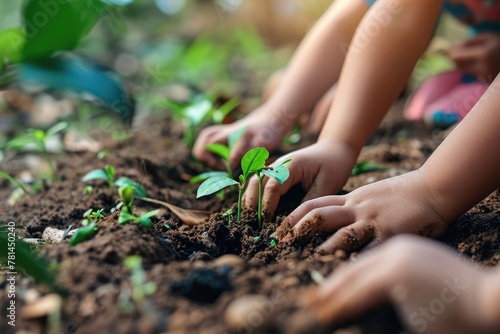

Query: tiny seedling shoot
left=70, top=208, right=105, bottom=246
left=197, top=147, right=290, bottom=228
left=82, top=164, right=146, bottom=196
left=0, top=170, right=28, bottom=195
left=6, top=122, right=67, bottom=180
left=117, top=185, right=160, bottom=228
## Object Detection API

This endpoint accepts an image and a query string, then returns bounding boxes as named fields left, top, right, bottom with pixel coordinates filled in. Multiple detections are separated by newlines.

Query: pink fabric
left=405, top=70, right=488, bottom=123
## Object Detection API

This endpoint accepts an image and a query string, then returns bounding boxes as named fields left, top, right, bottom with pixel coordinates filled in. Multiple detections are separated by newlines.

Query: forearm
left=319, top=0, right=443, bottom=153
left=266, top=0, right=367, bottom=121
left=420, top=76, right=500, bottom=222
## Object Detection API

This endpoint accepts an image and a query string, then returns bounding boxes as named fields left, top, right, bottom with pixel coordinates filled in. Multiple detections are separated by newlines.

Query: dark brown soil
left=1, top=107, right=499, bottom=334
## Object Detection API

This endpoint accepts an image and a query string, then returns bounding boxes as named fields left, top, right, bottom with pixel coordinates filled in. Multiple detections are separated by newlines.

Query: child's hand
left=192, top=104, right=294, bottom=170
left=302, top=235, right=500, bottom=334
left=277, top=170, right=448, bottom=253
left=243, top=140, right=357, bottom=218
left=448, top=33, right=500, bottom=82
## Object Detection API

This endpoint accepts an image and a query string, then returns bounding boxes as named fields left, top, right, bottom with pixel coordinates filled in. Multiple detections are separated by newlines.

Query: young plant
left=197, top=147, right=290, bottom=228
left=69, top=222, right=98, bottom=247
left=222, top=208, right=234, bottom=227
left=117, top=185, right=159, bottom=228
left=165, top=95, right=239, bottom=147
left=0, top=170, right=28, bottom=195
left=82, top=165, right=146, bottom=196
left=119, top=256, right=156, bottom=313
left=6, top=122, right=67, bottom=180
left=81, top=208, right=104, bottom=226
left=351, top=161, right=387, bottom=176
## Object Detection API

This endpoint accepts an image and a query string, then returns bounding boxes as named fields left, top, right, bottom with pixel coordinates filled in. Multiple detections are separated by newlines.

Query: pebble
left=224, top=295, right=272, bottom=332
left=21, top=294, right=62, bottom=319
left=213, top=255, right=246, bottom=269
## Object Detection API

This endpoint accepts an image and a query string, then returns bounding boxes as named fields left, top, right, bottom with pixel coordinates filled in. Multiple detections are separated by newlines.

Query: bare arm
left=320, top=0, right=443, bottom=153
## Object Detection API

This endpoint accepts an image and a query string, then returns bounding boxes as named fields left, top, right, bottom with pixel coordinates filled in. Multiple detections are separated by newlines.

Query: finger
left=303, top=250, right=393, bottom=325
left=457, top=34, right=491, bottom=47
left=284, top=196, right=346, bottom=229
left=290, top=205, right=355, bottom=243
left=317, top=220, right=376, bottom=254
left=192, top=126, right=226, bottom=169
left=229, top=130, right=254, bottom=170
left=448, top=46, right=484, bottom=62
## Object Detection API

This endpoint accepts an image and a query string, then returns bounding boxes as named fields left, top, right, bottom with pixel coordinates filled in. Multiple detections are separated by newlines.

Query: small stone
left=224, top=295, right=272, bottom=332
left=21, top=294, right=62, bottom=319
left=213, top=255, right=246, bottom=269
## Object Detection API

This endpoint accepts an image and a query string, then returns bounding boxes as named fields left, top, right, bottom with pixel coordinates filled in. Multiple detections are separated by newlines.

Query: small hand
left=448, top=33, right=500, bottom=82
left=302, top=235, right=498, bottom=334
left=192, top=104, right=294, bottom=170
left=278, top=170, right=448, bottom=253
left=243, top=140, right=357, bottom=219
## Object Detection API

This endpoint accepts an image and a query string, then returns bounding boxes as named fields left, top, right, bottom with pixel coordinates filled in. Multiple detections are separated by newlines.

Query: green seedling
left=82, top=165, right=146, bottom=196
left=69, top=222, right=97, bottom=247
left=6, top=122, right=67, bottom=180
left=120, top=256, right=156, bottom=313
left=83, top=185, right=93, bottom=195
left=165, top=95, right=239, bottom=147
left=204, top=126, right=247, bottom=179
left=0, top=170, right=28, bottom=194
left=270, top=239, right=277, bottom=247
left=351, top=161, right=387, bottom=176
left=81, top=208, right=104, bottom=226
left=117, top=185, right=159, bottom=228
left=222, top=208, right=234, bottom=227
left=97, top=149, right=109, bottom=159
left=197, top=147, right=291, bottom=228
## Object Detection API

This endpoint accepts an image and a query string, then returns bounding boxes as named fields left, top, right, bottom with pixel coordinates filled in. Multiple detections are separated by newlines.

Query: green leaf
left=241, top=147, right=269, bottom=179
left=212, top=97, right=239, bottom=124
left=118, top=185, right=135, bottom=207
left=104, top=165, right=115, bottom=181
left=261, top=165, right=290, bottom=185
left=82, top=169, right=110, bottom=182
left=46, top=121, right=68, bottom=138
left=22, top=0, right=108, bottom=60
left=0, top=227, right=58, bottom=291
left=0, top=171, right=28, bottom=194
left=185, top=97, right=213, bottom=126
left=141, top=209, right=160, bottom=219
left=205, top=143, right=230, bottom=161
left=115, top=177, right=146, bottom=197
left=197, top=175, right=238, bottom=198
left=138, top=215, right=152, bottom=228
left=69, top=222, right=97, bottom=246
left=118, top=211, right=137, bottom=225
left=351, top=161, right=387, bottom=176
left=190, top=171, right=229, bottom=184
left=228, top=126, right=247, bottom=150
left=5, top=135, right=37, bottom=150
left=0, top=28, right=25, bottom=69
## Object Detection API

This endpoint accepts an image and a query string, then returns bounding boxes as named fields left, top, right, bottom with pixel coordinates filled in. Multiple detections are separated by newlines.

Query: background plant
left=5, top=122, right=67, bottom=180
left=82, top=164, right=146, bottom=196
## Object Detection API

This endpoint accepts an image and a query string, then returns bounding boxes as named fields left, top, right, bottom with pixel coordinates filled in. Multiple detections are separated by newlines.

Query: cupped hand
left=243, top=140, right=357, bottom=219
left=448, top=33, right=500, bottom=82
left=277, top=170, right=449, bottom=253
left=303, top=235, right=497, bottom=334
left=192, top=104, right=295, bottom=171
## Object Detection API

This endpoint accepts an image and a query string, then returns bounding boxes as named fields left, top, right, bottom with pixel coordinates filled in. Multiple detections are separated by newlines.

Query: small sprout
left=197, top=148, right=291, bottom=228
left=117, top=185, right=159, bottom=228
left=351, top=161, right=387, bottom=176
left=222, top=208, right=234, bottom=227
left=253, top=236, right=261, bottom=242
left=82, top=165, right=146, bottom=196
left=165, top=95, right=240, bottom=147
left=164, top=224, right=171, bottom=229
left=6, top=122, right=67, bottom=180
left=69, top=222, right=97, bottom=246
left=97, top=149, right=109, bottom=159
left=120, top=256, right=156, bottom=313
left=81, top=208, right=104, bottom=227
left=270, top=239, right=277, bottom=247
left=83, top=185, right=93, bottom=195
